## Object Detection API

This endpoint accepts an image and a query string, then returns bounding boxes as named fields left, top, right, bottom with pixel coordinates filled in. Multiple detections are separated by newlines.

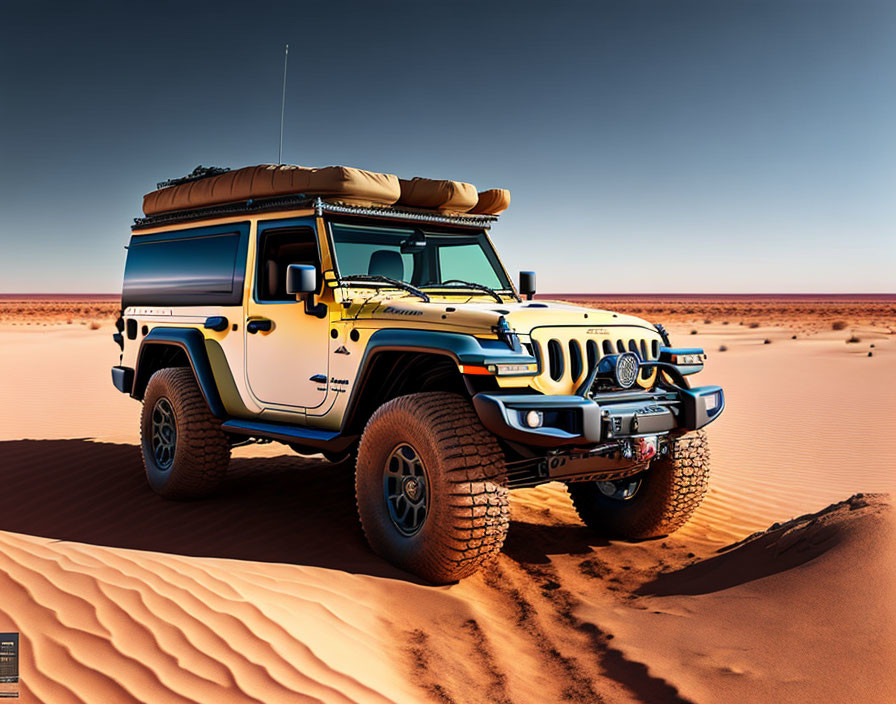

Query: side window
left=256, top=227, right=320, bottom=302
left=122, top=223, right=249, bottom=307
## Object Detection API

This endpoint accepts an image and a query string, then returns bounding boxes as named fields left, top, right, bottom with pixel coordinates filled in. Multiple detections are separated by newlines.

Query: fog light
left=704, top=391, right=720, bottom=411
left=524, top=410, right=543, bottom=428
left=615, top=352, right=640, bottom=389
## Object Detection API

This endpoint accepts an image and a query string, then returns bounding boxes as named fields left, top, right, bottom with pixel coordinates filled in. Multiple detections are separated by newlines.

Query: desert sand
left=0, top=295, right=894, bottom=703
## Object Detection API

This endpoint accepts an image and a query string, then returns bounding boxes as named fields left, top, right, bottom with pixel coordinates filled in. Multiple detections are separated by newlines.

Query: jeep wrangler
left=112, top=164, right=725, bottom=583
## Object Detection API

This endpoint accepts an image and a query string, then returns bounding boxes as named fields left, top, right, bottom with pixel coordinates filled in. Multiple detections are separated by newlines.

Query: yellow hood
left=342, top=294, right=658, bottom=337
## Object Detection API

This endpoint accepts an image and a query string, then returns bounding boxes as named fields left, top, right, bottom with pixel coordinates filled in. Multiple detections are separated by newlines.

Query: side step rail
left=221, top=419, right=355, bottom=453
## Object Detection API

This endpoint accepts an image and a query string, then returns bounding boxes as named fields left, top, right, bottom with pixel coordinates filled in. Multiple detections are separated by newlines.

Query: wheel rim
left=384, top=443, right=429, bottom=536
left=151, top=397, right=177, bottom=470
left=597, top=476, right=642, bottom=501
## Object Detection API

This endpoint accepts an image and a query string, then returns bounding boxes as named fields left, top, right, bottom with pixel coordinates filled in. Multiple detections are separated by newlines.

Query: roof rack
left=132, top=196, right=498, bottom=231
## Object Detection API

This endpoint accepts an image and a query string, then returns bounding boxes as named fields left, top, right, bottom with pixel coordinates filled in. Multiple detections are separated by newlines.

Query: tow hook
left=633, top=436, right=658, bottom=462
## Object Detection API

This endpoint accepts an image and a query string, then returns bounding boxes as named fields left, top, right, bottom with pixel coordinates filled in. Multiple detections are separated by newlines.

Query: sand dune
left=596, top=494, right=896, bottom=704
left=1, top=484, right=891, bottom=703
left=0, top=297, right=894, bottom=702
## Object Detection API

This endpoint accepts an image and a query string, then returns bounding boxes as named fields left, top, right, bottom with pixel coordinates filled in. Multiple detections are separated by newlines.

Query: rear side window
left=122, top=223, right=249, bottom=306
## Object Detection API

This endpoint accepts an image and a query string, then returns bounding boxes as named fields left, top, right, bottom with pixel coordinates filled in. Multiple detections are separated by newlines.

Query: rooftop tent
left=142, top=164, right=511, bottom=218
left=396, top=177, right=478, bottom=212
left=470, top=189, right=511, bottom=215
left=142, top=164, right=401, bottom=216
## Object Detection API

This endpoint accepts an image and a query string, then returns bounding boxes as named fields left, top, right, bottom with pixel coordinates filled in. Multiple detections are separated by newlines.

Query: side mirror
left=286, top=264, right=327, bottom=318
left=286, top=264, right=317, bottom=295
left=519, top=271, right=536, bottom=301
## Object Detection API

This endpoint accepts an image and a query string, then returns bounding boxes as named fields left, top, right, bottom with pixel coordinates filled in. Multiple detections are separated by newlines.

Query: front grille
left=547, top=339, right=564, bottom=381
left=531, top=330, right=661, bottom=395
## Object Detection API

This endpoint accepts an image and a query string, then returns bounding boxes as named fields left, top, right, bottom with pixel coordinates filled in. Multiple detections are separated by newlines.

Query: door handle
left=309, top=374, right=327, bottom=384
left=246, top=318, right=273, bottom=334
left=204, top=316, right=229, bottom=331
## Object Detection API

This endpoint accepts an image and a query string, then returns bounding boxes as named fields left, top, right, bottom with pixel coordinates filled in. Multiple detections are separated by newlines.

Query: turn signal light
left=459, top=363, right=538, bottom=376
left=671, top=353, right=704, bottom=365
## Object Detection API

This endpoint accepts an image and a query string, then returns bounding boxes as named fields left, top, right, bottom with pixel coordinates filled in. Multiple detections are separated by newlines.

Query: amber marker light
left=458, top=363, right=538, bottom=376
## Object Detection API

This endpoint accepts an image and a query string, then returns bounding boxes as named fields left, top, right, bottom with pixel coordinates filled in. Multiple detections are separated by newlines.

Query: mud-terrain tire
left=566, top=430, right=710, bottom=539
left=140, top=367, right=231, bottom=499
left=355, top=392, right=509, bottom=584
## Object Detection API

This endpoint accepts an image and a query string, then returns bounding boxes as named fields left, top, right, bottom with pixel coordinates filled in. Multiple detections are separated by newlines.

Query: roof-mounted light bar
left=314, top=199, right=498, bottom=229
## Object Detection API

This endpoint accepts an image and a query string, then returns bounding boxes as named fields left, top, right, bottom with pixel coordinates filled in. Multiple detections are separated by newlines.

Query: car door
left=244, top=217, right=330, bottom=410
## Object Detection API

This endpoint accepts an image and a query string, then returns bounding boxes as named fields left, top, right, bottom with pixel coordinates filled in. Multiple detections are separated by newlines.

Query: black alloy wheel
left=383, top=443, right=429, bottom=536
left=151, top=397, right=177, bottom=470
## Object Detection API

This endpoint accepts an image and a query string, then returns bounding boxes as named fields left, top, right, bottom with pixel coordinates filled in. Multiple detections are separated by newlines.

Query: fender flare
left=340, top=329, right=537, bottom=432
left=133, top=327, right=226, bottom=418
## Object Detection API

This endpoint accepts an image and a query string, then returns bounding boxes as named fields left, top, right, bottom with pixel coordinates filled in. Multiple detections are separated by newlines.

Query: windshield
left=329, top=221, right=513, bottom=293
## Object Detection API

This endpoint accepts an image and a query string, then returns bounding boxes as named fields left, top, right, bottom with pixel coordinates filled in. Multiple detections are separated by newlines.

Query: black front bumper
left=472, top=385, right=724, bottom=449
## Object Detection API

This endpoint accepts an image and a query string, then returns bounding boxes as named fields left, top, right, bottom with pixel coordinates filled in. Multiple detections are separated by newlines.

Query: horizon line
left=1, top=292, right=894, bottom=299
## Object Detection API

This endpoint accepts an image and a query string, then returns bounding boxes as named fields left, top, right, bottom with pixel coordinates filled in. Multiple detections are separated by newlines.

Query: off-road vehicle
left=112, top=164, right=725, bottom=583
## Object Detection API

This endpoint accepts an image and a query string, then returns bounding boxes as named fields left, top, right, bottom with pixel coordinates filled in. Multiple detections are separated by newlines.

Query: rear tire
left=355, top=392, right=509, bottom=583
left=566, top=430, right=710, bottom=539
left=140, top=367, right=231, bottom=499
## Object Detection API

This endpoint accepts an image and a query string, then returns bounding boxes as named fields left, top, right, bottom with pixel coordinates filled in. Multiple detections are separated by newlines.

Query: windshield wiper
left=340, top=274, right=430, bottom=302
left=421, top=279, right=506, bottom=303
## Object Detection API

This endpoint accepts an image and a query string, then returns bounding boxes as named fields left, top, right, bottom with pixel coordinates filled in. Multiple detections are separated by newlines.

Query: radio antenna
left=278, top=43, right=289, bottom=164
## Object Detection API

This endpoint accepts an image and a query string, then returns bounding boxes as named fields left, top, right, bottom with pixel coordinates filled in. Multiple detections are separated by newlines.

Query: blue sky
left=1, top=0, right=893, bottom=293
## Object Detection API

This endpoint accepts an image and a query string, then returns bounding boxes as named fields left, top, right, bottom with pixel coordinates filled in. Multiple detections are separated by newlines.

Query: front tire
left=140, top=367, right=231, bottom=499
left=566, top=430, right=710, bottom=539
left=355, top=392, right=509, bottom=583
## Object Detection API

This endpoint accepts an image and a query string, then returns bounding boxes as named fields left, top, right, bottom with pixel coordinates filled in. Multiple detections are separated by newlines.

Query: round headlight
left=615, top=352, right=640, bottom=389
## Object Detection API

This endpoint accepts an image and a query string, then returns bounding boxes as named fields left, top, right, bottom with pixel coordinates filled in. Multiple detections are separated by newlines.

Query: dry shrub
left=704, top=319, right=712, bottom=324
left=846, top=335, right=860, bottom=343
left=832, top=320, right=847, bottom=330
left=88, top=321, right=101, bottom=330
left=719, top=345, right=728, bottom=352
left=690, top=329, right=697, bottom=335
left=764, top=339, right=772, bottom=344
left=748, top=322, right=760, bottom=329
